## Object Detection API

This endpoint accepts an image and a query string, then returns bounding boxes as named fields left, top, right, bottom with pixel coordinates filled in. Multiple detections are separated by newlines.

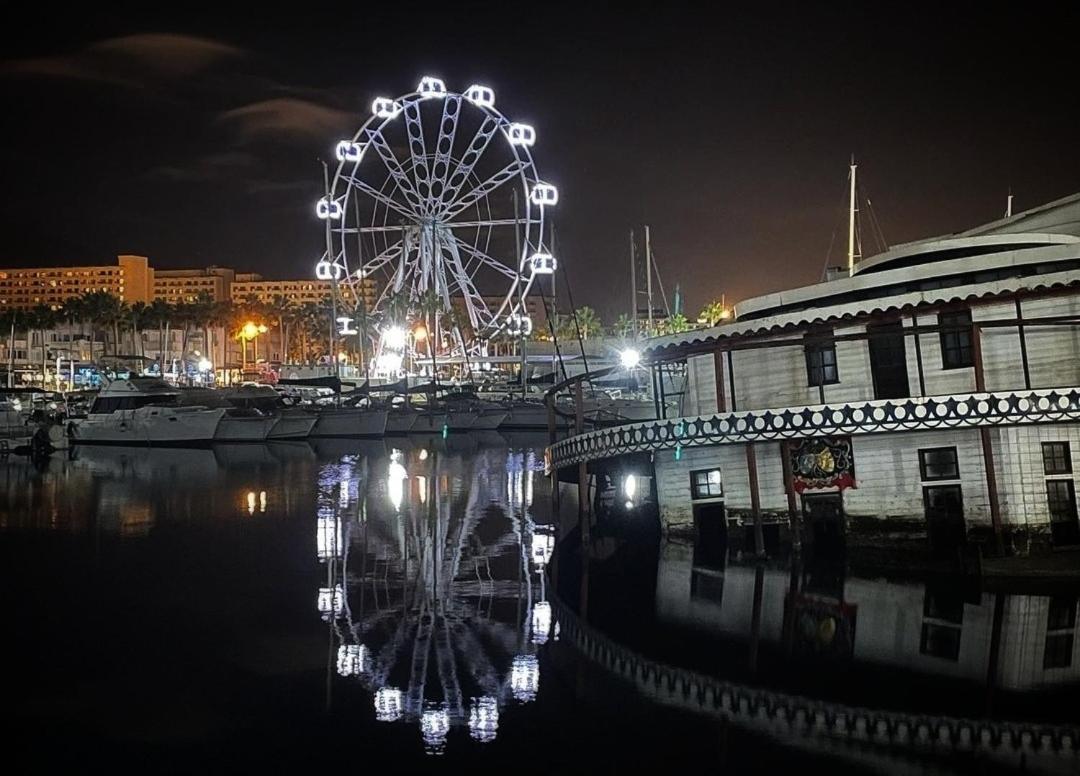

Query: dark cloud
left=0, top=33, right=244, bottom=88
left=216, top=97, right=355, bottom=144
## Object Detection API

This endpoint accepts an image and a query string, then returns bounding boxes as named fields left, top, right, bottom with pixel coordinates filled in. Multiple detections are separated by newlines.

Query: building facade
left=549, top=193, right=1080, bottom=558
left=153, top=266, right=236, bottom=303
left=230, top=275, right=377, bottom=311
left=0, top=255, right=154, bottom=309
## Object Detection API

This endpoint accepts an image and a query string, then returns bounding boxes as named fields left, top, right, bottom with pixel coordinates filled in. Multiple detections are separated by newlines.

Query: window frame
left=938, top=309, right=975, bottom=370
left=689, top=468, right=723, bottom=500
left=1046, top=479, right=1078, bottom=525
left=919, top=447, right=960, bottom=482
left=1042, top=441, right=1073, bottom=475
left=803, top=331, right=840, bottom=387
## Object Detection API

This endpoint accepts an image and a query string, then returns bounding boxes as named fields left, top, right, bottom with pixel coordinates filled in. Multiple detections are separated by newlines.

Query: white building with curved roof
left=550, top=193, right=1080, bottom=560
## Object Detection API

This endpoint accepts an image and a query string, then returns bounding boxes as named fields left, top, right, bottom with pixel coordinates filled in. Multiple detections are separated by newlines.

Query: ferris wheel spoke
left=443, top=240, right=490, bottom=331
left=428, top=95, right=462, bottom=211
left=443, top=218, right=522, bottom=229
left=436, top=115, right=500, bottom=216
left=341, top=175, right=417, bottom=223
left=352, top=240, right=404, bottom=277
left=450, top=236, right=521, bottom=281
left=402, top=100, right=433, bottom=215
left=363, top=127, right=426, bottom=216
left=442, top=159, right=529, bottom=221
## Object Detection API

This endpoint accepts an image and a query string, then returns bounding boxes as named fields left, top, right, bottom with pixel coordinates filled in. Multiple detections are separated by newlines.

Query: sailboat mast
left=629, top=230, right=638, bottom=338
left=645, top=225, right=653, bottom=335
left=847, top=157, right=858, bottom=277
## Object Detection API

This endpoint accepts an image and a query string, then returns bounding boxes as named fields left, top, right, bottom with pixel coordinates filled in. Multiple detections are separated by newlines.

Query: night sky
left=3, top=2, right=1079, bottom=320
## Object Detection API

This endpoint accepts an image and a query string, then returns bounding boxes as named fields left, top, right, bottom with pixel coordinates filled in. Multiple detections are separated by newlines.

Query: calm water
left=2, top=439, right=1077, bottom=773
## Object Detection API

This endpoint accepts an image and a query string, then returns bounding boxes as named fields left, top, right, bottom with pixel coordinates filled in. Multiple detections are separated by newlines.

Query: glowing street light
left=383, top=325, right=407, bottom=350
left=620, top=347, right=640, bottom=369
left=413, top=324, right=428, bottom=342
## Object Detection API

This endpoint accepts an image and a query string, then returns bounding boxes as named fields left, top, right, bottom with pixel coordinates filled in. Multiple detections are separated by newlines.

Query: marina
left=3, top=8, right=1080, bottom=772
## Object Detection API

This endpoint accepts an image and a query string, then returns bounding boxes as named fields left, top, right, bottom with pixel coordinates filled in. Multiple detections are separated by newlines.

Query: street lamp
left=620, top=347, right=641, bottom=369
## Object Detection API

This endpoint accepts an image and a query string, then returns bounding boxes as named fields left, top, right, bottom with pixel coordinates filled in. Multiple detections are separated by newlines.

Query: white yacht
left=0, top=395, right=31, bottom=450
left=69, top=378, right=225, bottom=445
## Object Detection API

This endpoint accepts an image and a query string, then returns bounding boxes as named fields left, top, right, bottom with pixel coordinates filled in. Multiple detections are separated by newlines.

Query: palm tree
left=129, top=301, right=149, bottom=358
left=611, top=313, right=635, bottom=338
left=575, top=306, right=603, bottom=340
left=658, top=312, right=691, bottom=335
left=0, top=308, right=19, bottom=388
left=698, top=298, right=730, bottom=327
left=267, top=294, right=294, bottom=364
left=26, top=304, right=60, bottom=386
left=146, top=298, right=172, bottom=368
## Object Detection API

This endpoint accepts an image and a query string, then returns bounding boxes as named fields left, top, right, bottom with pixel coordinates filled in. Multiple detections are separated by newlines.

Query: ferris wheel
left=316, top=77, right=557, bottom=353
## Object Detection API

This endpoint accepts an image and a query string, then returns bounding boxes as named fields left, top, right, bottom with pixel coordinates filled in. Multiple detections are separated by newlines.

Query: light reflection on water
left=315, top=442, right=555, bottom=754
left=3, top=439, right=1079, bottom=771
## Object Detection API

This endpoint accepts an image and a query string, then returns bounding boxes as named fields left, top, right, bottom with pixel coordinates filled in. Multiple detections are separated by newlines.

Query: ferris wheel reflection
left=313, top=443, right=557, bottom=754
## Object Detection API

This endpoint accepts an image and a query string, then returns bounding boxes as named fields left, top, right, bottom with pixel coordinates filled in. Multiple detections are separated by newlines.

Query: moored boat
left=214, top=413, right=278, bottom=442
left=309, top=407, right=389, bottom=437
left=69, top=378, right=225, bottom=445
left=267, top=410, right=318, bottom=440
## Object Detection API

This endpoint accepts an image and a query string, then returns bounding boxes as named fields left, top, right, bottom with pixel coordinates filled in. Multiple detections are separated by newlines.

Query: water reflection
left=313, top=443, right=556, bottom=754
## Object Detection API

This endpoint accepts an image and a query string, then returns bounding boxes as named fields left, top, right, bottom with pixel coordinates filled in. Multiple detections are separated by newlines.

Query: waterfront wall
left=653, top=423, right=1080, bottom=548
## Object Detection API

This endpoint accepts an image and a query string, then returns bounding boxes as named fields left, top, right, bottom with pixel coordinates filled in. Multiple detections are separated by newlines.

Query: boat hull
left=385, top=410, right=418, bottom=434
left=267, top=412, right=318, bottom=440
left=309, top=408, right=388, bottom=437
left=71, top=407, right=226, bottom=445
left=214, top=415, right=278, bottom=442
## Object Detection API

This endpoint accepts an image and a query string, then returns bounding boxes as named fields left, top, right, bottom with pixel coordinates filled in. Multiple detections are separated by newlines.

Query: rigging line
left=866, top=196, right=889, bottom=253
left=556, top=223, right=593, bottom=392
left=821, top=177, right=851, bottom=280
left=649, top=243, right=673, bottom=318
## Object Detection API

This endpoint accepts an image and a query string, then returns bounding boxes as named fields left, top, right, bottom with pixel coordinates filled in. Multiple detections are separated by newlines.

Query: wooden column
left=973, top=324, right=1005, bottom=554
left=575, top=379, right=590, bottom=545
left=748, top=564, right=765, bottom=674
left=745, top=443, right=765, bottom=557
left=713, top=349, right=727, bottom=413
left=547, top=396, right=560, bottom=513
left=780, top=440, right=801, bottom=551
left=1015, top=297, right=1031, bottom=390
left=911, top=312, right=927, bottom=397
left=726, top=350, right=737, bottom=412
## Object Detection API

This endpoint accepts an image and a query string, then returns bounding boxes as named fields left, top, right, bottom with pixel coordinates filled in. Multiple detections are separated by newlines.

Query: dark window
left=1043, top=634, right=1074, bottom=669
left=923, top=588, right=964, bottom=624
left=690, top=468, right=723, bottom=500
left=920, top=623, right=962, bottom=661
left=867, top=322, right=910, bottom=399
left=923, top=485, right=966, bottom=557
left=1046, top=480, right=1078, bottom=524
left=919, top=447, right=959, bottom=481
left=1042, top=442, right=1072, bottom=475
left=804, top=333, right=839, bottom=386
left=939, top=310, right=974, bottom=369
left=1048, top=597, right=1078, bottom=631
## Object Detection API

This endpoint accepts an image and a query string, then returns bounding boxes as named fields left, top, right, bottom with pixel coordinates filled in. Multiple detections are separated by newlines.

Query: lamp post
left=239, top=321, right=266, bottom=373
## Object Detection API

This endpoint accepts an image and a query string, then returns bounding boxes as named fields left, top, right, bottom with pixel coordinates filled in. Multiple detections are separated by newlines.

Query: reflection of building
left=556, top=193, right=1080, bottom=557
left=315, top=444, right=556, bottom=754
left=655, top=544, right=1080, bottom=691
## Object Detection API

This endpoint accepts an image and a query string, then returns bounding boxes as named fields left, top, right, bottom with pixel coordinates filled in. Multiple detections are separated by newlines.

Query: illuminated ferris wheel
left=316, top=77, right=557, bottom=352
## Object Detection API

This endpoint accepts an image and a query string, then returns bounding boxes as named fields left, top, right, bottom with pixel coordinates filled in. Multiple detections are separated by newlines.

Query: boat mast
left=629, top=230, right=638, bottom=339
left=645, top=225, right=653, bottom=335
left=847, top=156, right=859, bottom=277
left=322, top=161, right=338, bottom=377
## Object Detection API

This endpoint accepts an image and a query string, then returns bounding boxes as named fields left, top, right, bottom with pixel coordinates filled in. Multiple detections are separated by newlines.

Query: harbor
left=3, top=6, right=1080, bottom=773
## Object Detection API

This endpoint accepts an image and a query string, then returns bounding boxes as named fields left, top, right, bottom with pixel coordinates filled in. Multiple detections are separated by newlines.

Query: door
left=802, top=492, right=845, bottom=557
left=693, top=502, right=728, bottom=570
left=868, top=322, right=910, bottom=400
left=923, top=485, right=966, bottom=558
